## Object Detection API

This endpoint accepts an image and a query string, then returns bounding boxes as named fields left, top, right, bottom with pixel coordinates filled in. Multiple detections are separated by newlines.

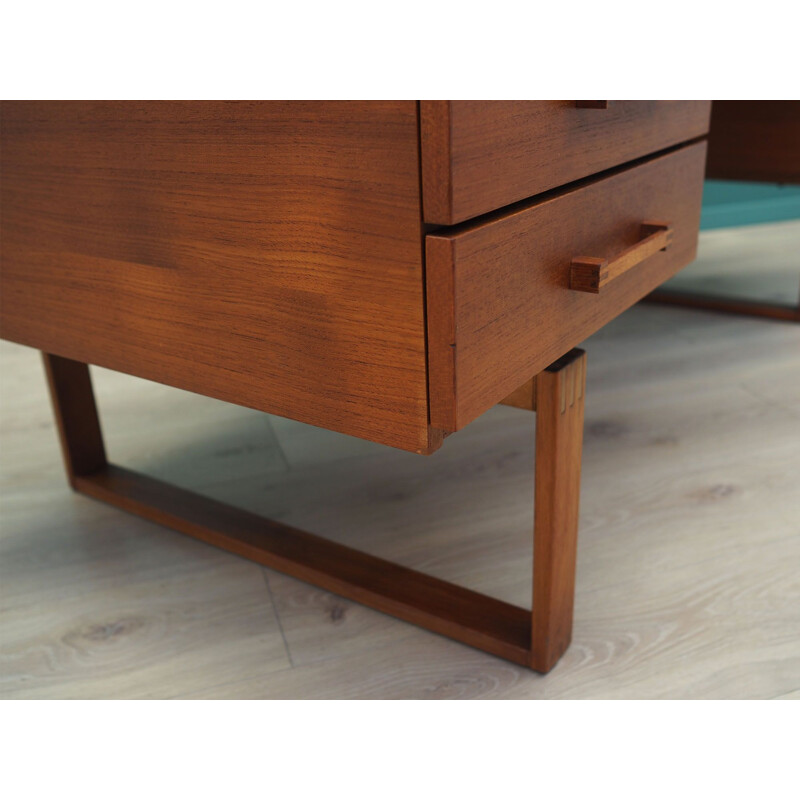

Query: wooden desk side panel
left=0, top=101, right=434, bottom=453
left=421, top=100, right=711, bottom=224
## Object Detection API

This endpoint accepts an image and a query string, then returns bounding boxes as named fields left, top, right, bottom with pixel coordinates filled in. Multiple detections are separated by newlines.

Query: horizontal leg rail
left=645, top=287, right=800, bottom=323
left=75, top=463, right=532, bottom=665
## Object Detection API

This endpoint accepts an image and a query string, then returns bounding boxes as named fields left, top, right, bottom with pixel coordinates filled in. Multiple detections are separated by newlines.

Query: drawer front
left=420, top=101, right=711, bottom=225
left=426, top=141, right=707, bottom=432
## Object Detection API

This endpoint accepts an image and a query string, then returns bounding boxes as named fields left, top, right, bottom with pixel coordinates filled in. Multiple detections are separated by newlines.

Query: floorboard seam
left=262, top=568, right=295, bottom=668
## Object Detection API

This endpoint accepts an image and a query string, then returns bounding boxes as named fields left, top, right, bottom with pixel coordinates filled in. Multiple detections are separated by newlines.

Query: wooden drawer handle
left=575, top=101, right=609, bottom=109
left=570, top=221, right=673, bottom=294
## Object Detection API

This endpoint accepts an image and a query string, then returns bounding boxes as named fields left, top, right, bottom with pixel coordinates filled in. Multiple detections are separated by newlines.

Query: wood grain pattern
left=0, top=101, right=434, bottom=453
left=531, top=350, right=585, bottom=671
left=706, top=100, right=800, bottom=183
left=570, top=221, right=673, bottom=294
left=426, top=143, right=707, bottom=432
left=420, top=101, right=711, bottom=224
left=418, top=101, right=453, bottom=226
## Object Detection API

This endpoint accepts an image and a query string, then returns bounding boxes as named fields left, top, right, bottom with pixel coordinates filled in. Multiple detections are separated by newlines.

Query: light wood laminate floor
left=1, top=221, right=799, bottom=699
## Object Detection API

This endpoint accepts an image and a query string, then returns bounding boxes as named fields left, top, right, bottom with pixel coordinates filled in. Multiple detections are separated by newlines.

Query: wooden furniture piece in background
left=706, top=100, right=800, bottom=184
left=648, top=100, right=800, bottom=322
left=0, top=101, right=710, bottom=671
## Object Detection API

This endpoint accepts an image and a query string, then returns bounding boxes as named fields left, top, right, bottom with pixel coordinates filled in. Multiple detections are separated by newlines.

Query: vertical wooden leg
left=530, top=349, right=586, bottom=672
left=42, top=353, right=107, bottom=486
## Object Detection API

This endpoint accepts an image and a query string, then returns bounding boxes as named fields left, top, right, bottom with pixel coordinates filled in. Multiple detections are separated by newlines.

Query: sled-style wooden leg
left=41, top=349, right=586, bottom=672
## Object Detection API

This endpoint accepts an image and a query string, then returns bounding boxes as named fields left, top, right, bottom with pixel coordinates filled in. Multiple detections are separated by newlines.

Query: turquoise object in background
left=701, top=180, right=800, bottom=230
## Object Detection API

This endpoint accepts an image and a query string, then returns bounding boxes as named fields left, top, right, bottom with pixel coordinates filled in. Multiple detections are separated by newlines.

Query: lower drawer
left=426, top=141, right=707, bottom=432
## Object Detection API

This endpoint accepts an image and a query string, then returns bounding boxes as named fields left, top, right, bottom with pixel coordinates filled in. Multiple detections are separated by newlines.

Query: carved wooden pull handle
left=570, top=221, right=673, bottom=294
left=575, top=101, right=609, bottom=109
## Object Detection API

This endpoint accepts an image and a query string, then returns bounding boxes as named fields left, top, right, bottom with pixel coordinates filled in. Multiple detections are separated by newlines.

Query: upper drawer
left=420, top=101, right=711, bottom=225
left=426, top=141, right=707, bottom=432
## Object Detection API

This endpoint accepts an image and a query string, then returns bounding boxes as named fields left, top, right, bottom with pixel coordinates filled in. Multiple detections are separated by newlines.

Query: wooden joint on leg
left=530, top=348, right=586, bottom=672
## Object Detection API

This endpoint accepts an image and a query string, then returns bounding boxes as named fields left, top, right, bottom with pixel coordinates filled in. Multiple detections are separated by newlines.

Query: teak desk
left=0, top=101, right=710, bottom=671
